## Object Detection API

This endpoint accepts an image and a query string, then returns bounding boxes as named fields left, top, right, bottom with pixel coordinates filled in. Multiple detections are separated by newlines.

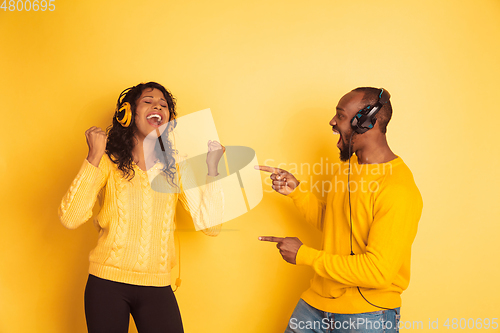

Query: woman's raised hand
left=206, top=140, right=225, bottom=176
left=85, top=126, right=107, bottom=167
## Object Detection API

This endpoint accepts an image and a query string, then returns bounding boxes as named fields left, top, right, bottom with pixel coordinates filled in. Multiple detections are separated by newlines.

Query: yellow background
left=1, top=0, right=499, bottom=332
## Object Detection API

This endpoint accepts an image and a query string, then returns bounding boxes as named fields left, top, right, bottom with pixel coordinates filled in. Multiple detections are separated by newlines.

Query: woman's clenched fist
left=85, top=126, right=107, bottom=167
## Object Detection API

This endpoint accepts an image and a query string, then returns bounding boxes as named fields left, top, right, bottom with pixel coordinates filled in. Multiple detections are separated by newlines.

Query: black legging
left=84, top=274, right=184, bottom=333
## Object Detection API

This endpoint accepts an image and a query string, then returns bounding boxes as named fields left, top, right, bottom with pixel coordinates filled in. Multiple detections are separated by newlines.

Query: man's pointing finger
left=254, top=165, right=283, bottom=174
left=258, top=236, right=284, bottom=242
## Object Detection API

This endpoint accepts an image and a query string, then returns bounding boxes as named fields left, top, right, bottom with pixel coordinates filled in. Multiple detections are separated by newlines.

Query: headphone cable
left=347, top=131, right=398, bottom=314
left=348, top=132, right=355, bottom=256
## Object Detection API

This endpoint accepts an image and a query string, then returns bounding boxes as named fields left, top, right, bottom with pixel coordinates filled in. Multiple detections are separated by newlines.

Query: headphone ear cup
left=116, top=102, right=132, bottom=127
left=351, top=111, right=364, bottom=134
left=367, top=116, right=376, bottom=130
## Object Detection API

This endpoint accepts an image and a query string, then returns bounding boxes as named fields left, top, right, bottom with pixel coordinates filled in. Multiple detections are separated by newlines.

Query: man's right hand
left=255, top=165, right=299, bottom=196
left=85, top=126, right=107, bottom=167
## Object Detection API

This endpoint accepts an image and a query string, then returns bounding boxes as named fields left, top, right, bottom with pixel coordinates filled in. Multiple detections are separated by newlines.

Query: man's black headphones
left=350, top=88, right=391, bottom=134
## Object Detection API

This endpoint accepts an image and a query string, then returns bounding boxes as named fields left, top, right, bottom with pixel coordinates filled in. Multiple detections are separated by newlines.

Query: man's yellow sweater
left=58, top=153, right=223, bottom=287
left=291, top=155, right=422, bottom=314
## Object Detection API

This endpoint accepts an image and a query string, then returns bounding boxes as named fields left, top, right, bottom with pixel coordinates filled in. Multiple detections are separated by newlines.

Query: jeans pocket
left=395, top=313, right=400, bottom=333
left=383, top=308, right=400, bottom=333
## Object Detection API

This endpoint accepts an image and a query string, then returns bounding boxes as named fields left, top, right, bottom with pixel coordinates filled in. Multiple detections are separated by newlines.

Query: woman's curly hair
left=105, top=82, right=178, bottom=187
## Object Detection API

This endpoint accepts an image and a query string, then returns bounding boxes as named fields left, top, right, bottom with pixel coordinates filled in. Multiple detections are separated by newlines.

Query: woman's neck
left=132, top=136, right=157, bottom=167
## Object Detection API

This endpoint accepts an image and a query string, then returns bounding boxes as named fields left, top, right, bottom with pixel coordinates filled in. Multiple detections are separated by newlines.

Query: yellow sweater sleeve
left=295, top=182, right=422, bottom=289
left=58, top=156, right=110, bottom=230
left=177, top=166, right=224, bottom=237
left=288, top=181, right=326, bottom=232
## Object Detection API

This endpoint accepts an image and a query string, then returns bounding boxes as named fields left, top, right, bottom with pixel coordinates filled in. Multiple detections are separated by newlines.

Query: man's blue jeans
left=284, top=299, right=400, bottom=333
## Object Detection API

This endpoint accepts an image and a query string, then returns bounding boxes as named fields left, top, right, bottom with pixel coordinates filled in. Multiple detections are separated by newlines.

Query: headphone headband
left=378, top=88, right=391, bottom=105
left=117, top=87, right=134, bottom=107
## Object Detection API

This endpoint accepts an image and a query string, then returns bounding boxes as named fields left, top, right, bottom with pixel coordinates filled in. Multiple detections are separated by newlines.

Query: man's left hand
left=259, top=236, right=303, bottom=265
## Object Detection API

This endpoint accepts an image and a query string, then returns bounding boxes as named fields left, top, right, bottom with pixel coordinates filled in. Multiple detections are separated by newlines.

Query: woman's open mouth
left=146, top=113, right=163, bottom=127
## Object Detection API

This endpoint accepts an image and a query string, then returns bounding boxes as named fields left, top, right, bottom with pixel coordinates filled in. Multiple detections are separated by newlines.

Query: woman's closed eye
left=143, top=101, right=166, bottom=108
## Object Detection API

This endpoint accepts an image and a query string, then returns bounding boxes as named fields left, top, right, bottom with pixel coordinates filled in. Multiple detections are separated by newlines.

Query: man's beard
left=339, top=131, right=355, bottom=162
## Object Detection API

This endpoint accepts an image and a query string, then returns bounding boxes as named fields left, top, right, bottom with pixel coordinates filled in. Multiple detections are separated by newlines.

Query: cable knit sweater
left=58, top=153, right=223, bottom=287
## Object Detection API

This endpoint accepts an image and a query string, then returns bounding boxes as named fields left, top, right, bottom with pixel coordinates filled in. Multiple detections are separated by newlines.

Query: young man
left=257, top=87, right=423, bottom=333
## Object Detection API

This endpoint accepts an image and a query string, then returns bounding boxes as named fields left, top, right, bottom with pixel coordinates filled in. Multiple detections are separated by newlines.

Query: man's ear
left=374, top=118, right=388, bottom=134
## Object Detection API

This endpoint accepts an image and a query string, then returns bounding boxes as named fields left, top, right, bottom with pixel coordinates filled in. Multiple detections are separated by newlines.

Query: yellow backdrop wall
left=1, top=0, right=499, bottom=332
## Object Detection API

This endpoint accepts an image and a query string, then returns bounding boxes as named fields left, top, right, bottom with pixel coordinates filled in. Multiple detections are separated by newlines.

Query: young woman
left=58, top=82, right=224, bottom=333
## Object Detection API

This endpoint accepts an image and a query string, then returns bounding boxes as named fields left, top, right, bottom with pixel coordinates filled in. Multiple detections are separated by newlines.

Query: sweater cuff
left=205, top=173, right=224, bottom=184
left=288, top=181, right=307, bottom=200
left=200, top=223, right=222, bottom=237
left=296, top=244, right=319, bottom=266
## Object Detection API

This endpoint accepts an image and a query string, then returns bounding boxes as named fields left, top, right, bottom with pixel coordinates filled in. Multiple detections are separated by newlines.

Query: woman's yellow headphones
left=115, top=87, right=133, bottom=127
left=116, top=102, right=132, bottom=127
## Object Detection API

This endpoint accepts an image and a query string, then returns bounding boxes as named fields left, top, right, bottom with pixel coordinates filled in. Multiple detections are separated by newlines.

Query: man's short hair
left=351, top=87, right=393, bottom=134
